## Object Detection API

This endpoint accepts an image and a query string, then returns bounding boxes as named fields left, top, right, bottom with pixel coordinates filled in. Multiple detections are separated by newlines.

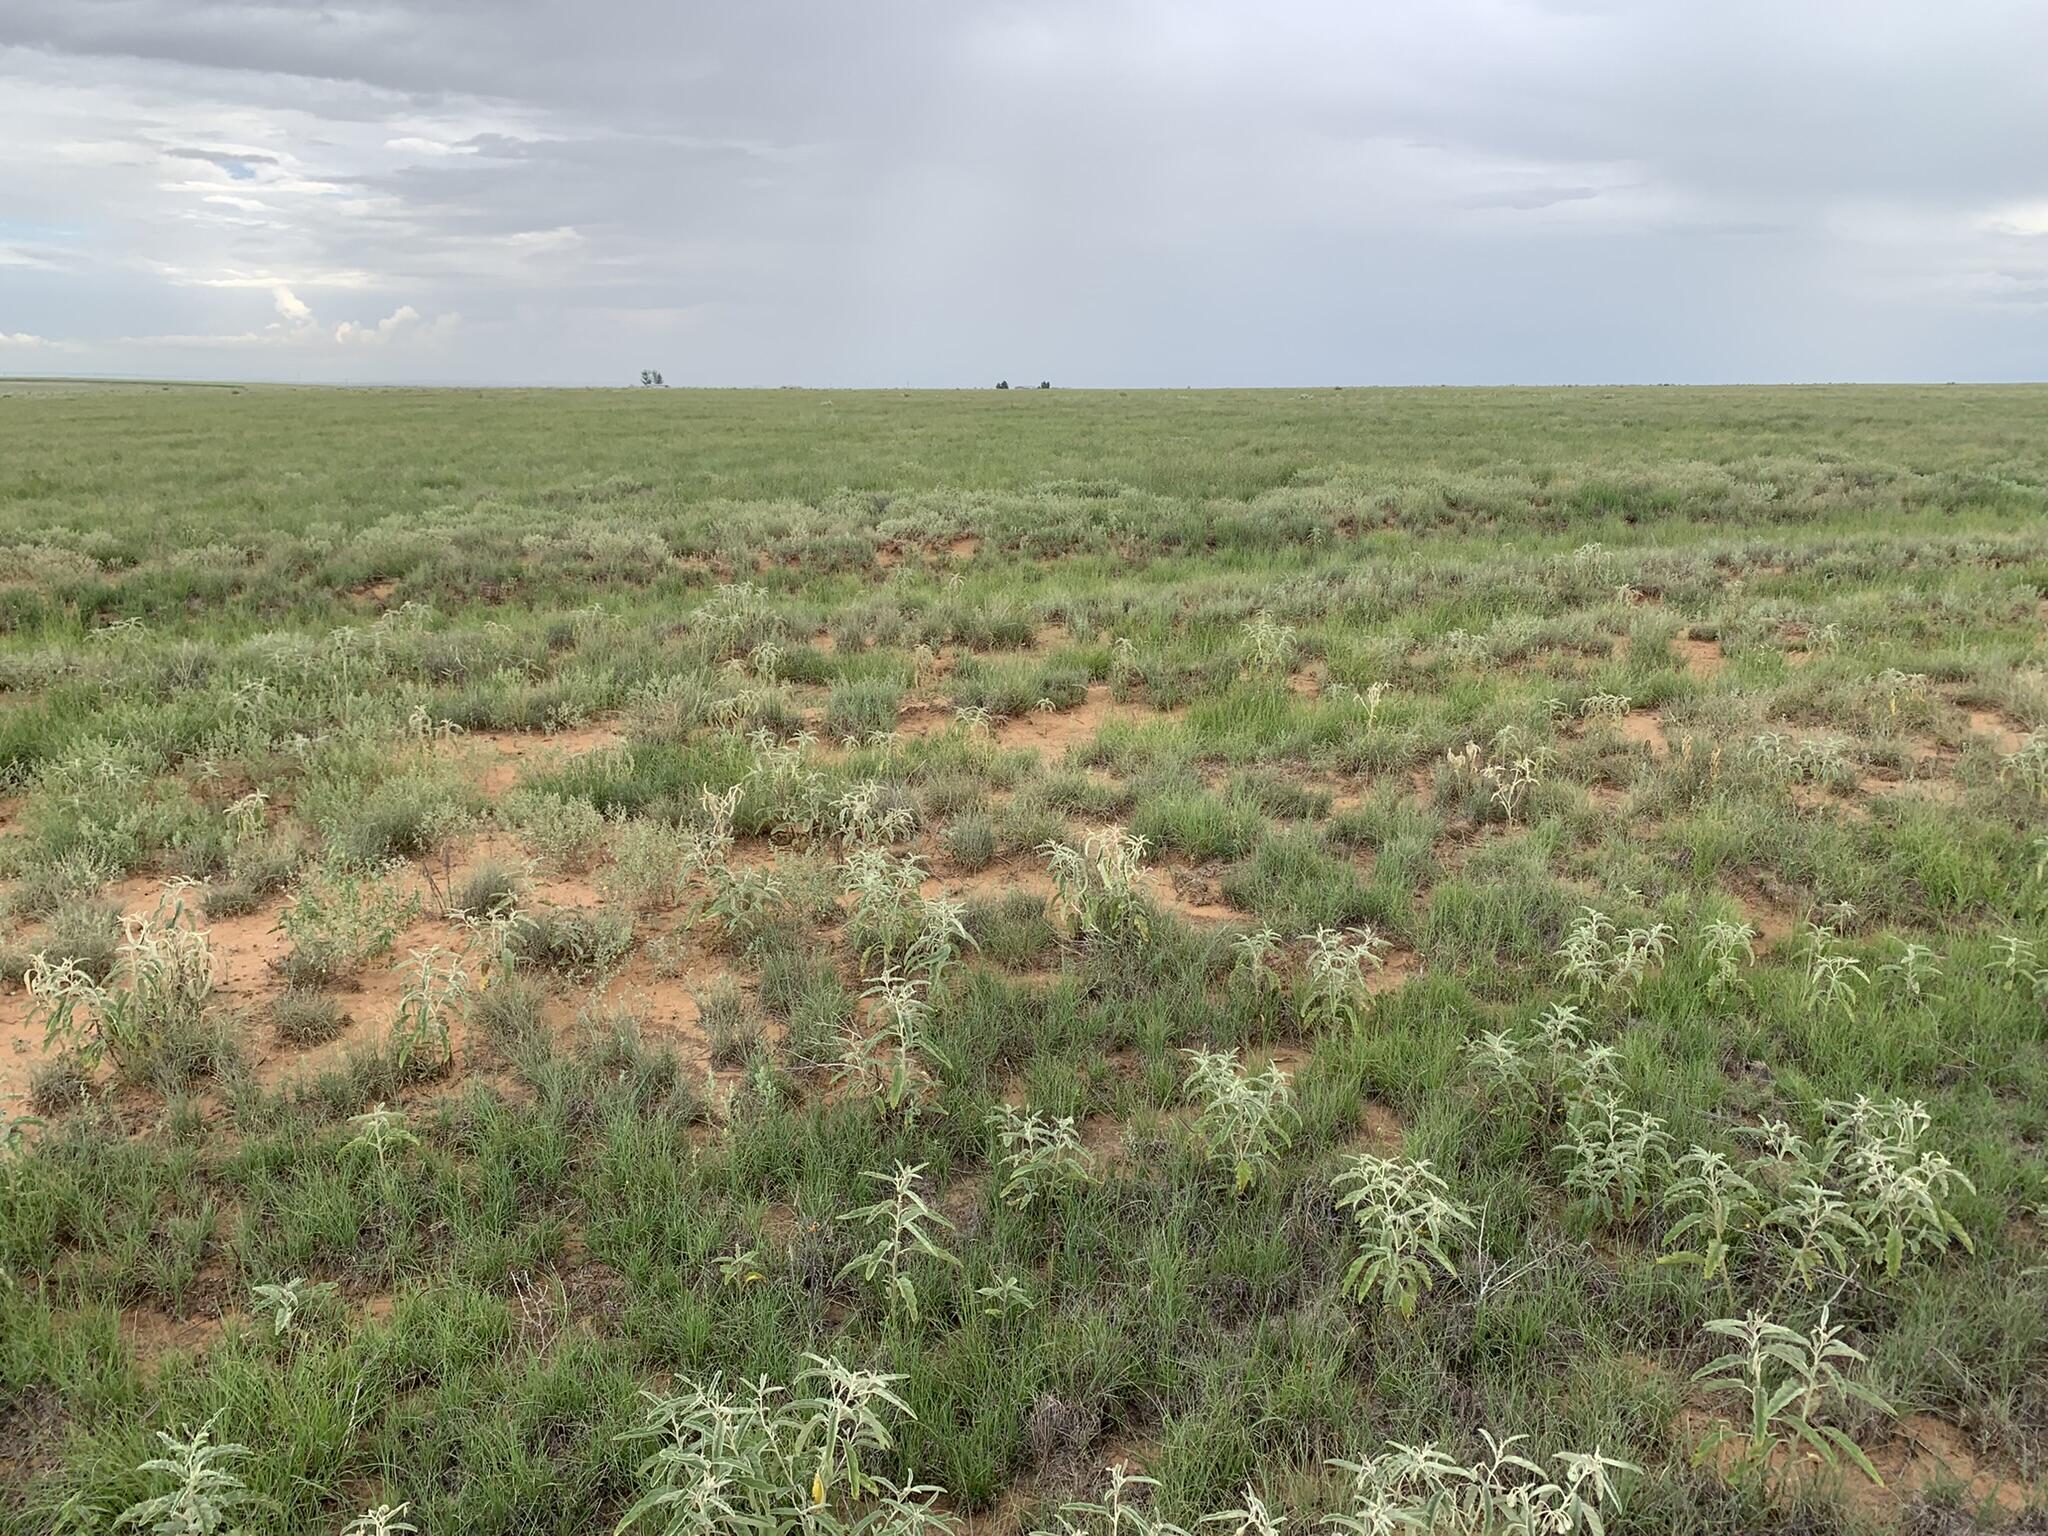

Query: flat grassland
left=0, top=383, right=2044, bottom=1534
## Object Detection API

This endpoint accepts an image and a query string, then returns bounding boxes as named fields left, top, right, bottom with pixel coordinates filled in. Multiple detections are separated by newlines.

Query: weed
left=838, top=1163, right=960, bottom=1325
left=26, top=897, right=216, bottom=1082
left=114, top=1420, right=255, bottom=1535
left=1876, top=939, right=1942, bottom=1002
left=249, top=1275, right=335, bottom=1336
left=389, top=947, right=468, bottom=1078
left=1183, top=1048, right=1299, bottom=1191
left=2001, top=731, right=2048, bottom=801
left=1324, top=1435, right=1635, bottom=1536
left=343, top=1102, right=418, bottom=1194
left=1043, top=828, right=1152, bottom=946
left=837, top=970, right=949, bottom=1122
left=5, top=385, right=2044, bottom=1536
left=1691, top=1309, right=1893, bottom=1490
left=503, top=788, right=609, bottom=872
left=990, top=1104, right=1096, bottom=1208
left=341, top=1508, right=417, bottom=1536
left=1818, top=1095, right=1975, bottom=1276
left=277, top=861, right=417, bottom=984
left=1294, top=926, right=1390, bottom=1031
left=1658, top=1147, right=1763, bottom=1288
left=1697, top=919, right=1757, bottom=1000
left=1555, top=907, right=1672, bottom=1004
left=618, top=1355, right=912, bottom=1533
left=1799, top=923, right=1868, bottom=1019
left=1332, top=1153, right=1474, bottom=1316
left=1558, top=1096, right=1673, bottom=1221
left=1243, top=611, right=1298, bottom=673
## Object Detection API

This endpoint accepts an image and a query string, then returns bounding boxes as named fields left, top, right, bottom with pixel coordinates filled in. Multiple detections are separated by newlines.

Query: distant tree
left=639, top=370, right=665, bottom=387
left=1039, top=381, right=1051, bottom=389
left=995, top=380, right=1009, bottom=390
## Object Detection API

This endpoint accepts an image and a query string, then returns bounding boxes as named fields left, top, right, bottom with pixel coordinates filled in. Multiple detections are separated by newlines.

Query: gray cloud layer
left=2, top=1, right=2045, bottom=384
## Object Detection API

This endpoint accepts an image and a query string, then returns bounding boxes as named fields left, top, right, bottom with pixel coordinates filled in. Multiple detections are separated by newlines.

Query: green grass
left=0, top=383, right=2044, bottom=1535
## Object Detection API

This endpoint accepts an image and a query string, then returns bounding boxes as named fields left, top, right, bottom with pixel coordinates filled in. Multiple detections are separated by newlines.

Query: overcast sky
left=2, top=1, right=2045, bottom=386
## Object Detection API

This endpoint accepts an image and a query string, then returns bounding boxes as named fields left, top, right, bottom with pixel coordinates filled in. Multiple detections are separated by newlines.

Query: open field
left=0, top=382, right=2045, bottom=1534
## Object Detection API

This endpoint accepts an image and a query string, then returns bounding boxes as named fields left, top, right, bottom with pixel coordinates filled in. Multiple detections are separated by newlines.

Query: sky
left=2, top=0, right=2045, bottom=387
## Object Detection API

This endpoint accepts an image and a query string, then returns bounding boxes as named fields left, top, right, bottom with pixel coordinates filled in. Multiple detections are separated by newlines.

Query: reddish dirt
left=1143, top=866, right=1252, bottom=925
left=445, top=721, right=628, bottom=795
left=1729, top=881, right=1804, bottom=947
left=1868, top=1414, right=2042, bottom=1520
left=891, top=702, right=955, bottom=739
left=1867, top=772, right=1965, bottom=805
left=896, top=685, right=1179, bottom=757
left=1306, top=775, right=1368, bottom=815
left=1256, top=1042, right=1312, bottom=1076
left=1346, top=1102, right=1408, bottom=1154
left=1076, top=1112, right=1134, bottom=1162
left=591, top=943, right=741, bottom=1061
left=1364, top=946, right=1422, bottom=995
left=1789, top=782, right=1872, bottom=822
left=1962, top=706, right=2029, bottom=756
left=994, top=685, right=1178, bottom=757
left=0, top=1009, right=48, bottom=1113
left=0, top=819, right=680, bottom=1107
left=1088, top=1436, right=1162, bottom=1480
left=876, top=536, right=979, bottom=572
left=444, top=828, right=606, bottom=908
left=1675, top=635, right=1727, bottom=679
left=921, top=861, right=1059, bottom=907
left=1681, top=1407, right=2042, bottom=1524
left=119, top=1306, right=231, bottom=1368
left=1615, top=711, right=1671, bottom=757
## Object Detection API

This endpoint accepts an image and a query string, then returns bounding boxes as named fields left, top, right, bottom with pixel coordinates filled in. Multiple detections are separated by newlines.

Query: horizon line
left=3, top=373, right=2041, bottom=392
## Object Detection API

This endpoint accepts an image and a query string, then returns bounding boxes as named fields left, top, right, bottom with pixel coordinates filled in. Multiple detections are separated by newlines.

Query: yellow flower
left=812, top=1472, right=826, bottom=1506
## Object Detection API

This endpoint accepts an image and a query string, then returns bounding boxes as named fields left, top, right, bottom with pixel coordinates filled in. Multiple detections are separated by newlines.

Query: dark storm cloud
left=2, top=1, right=2046, bottom=383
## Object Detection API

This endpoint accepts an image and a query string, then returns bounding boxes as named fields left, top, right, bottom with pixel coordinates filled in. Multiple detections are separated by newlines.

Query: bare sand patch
left=1962, top=706, right=2029, bottom=756
left=444, top=721, right=627, bottom=794
left=1680, top=1407, right=2042, bottom=1525
left=1143, top=866, right=1253, bottom=926
left=1675, top=635, right=1726, bottom=679
left=894, top=684, right=1178, bottom=757
left=1615, top=711, right=1670, bottom=757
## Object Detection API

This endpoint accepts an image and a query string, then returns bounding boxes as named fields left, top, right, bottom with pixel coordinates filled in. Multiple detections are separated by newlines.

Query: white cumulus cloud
left=335, top=304, right=418, bottom=344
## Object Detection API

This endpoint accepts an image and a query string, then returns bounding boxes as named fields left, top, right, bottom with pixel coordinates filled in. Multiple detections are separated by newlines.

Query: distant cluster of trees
left=996, top=381, right=1051, bottom=390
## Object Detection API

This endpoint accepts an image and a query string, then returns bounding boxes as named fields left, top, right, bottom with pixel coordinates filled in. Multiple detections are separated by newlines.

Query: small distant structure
left=639, top=369, right=665, bottom=387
